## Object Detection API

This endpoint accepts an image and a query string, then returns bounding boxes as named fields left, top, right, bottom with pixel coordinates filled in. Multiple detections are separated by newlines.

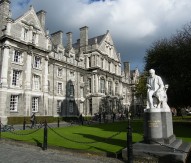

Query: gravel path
left=0, top=140, right=124, bottom=163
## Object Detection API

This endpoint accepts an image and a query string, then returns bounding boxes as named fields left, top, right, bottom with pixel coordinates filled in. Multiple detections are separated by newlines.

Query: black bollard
left=23, top=118, right=26, bottom=130
left=127, top=113, right=133, bottom=163
left=43, top=120, right=48, bottom=150
left=57, top=117, right=60, bottom=128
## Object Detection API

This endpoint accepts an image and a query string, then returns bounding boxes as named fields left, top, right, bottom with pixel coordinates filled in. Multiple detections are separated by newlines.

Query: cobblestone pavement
left=0, top=140, right=124, bottom=163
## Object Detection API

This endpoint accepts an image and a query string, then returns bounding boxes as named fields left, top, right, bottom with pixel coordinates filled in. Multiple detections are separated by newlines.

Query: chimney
left=36, top=10, right=46, bottom=30
left=124, top=62, right=130, bottom=78
left=66, top=32, right=72, bottom=50
left=51, top=30, right=63, bottom=46
left=0, top=0, right=11, bottom=28
left=80, top=26, right=88, bottom=52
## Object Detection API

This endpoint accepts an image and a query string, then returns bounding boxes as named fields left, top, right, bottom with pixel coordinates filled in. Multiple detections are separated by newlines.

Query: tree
left=144, top=22, right=191, bottom=107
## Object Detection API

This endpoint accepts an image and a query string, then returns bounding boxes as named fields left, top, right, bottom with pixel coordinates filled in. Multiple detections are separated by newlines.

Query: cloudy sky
left=10, top=0, right=191, bottom=71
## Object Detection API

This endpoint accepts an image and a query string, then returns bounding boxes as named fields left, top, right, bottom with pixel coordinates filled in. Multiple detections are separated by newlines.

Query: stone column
left=24, top=50, right=32, bottom=116
left=1, top=41, right=10, bottom=87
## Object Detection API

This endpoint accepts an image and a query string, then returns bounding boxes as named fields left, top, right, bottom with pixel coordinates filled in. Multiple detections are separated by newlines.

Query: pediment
left=14, top=6, right=45, bottom=34
left=98, top=32, right=120, bottom=62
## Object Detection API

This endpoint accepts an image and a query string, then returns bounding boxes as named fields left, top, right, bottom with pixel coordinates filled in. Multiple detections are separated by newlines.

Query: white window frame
left=33, top=56, right=41, bottom=69
left=13, top=50, right=23, bottom=63
left=33, top=75, right=40, bottom=90
left=57, top=82, right=63, bottom=94
left=32, top=97, right=39, bottom=112
left=10, top=95, right=19, bottom=112
left=57, top=100, right=62, bottom=112
left=100, top=78, right=105, bottom=93
left=12, top=70, right=21, bottom=86
left=57, top=68, right=62, bottom=78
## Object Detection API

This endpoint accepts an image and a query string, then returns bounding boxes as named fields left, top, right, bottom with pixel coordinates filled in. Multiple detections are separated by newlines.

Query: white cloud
left=10, top=0, right=191, bottom=71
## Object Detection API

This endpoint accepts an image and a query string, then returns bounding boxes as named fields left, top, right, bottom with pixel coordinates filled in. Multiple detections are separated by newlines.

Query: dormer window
left=58, top=51, right=62, bottom=60
left=24, top=28, right=28, bottom=41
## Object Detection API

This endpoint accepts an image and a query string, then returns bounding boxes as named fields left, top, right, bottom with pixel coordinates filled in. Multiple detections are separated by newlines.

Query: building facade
left=0, top=1, right=139, bottom=124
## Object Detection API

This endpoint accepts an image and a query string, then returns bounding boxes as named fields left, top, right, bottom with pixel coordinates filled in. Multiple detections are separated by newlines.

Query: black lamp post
left=127, top=111, right=133, bottom=163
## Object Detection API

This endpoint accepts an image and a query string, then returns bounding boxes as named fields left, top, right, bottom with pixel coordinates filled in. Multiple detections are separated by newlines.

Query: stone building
left=0, top=0, right=139, bottom=124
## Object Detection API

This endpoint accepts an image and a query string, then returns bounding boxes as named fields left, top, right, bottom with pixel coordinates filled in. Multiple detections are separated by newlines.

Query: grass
left=1, top=119, right=191, bottom=155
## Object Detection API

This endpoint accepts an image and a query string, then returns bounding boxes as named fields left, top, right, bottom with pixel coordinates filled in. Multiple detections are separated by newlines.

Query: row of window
left=12, top=50, right=42, bottom=69
left=10, top=95, right=39, bottom=112
left=88, top=78, right=119, bottom=95
left=10, top=95, right=74, bottom=114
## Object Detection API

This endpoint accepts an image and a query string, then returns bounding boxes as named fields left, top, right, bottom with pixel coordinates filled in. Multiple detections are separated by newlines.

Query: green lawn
left=1, top=120, right=191, bottom=155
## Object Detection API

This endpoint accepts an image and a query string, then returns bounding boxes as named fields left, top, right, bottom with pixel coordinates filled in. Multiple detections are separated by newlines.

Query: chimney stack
left=124, top=62, right=130, bottom=78
left=80, top=26, right=88, bottom=52
left=66, top=32, right=72, bottom=50
left=36, top=10, right=46, bottom=30
left=51, top=30, right=63, bottom=46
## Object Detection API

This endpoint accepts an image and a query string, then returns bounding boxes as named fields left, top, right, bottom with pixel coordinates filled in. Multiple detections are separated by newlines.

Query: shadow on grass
left=73, top=132, right=126, bottom=147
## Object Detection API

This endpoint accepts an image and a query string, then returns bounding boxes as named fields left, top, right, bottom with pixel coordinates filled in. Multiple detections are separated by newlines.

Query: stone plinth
left=144, top=108, right=174, bottom=144
left=122, top=108, right=191, bottom=163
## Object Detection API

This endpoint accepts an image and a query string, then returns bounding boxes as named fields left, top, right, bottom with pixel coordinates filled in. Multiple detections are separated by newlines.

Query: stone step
left=178, top=142, right=191, bottom=153
left=168, top=139, right=182, bottom=149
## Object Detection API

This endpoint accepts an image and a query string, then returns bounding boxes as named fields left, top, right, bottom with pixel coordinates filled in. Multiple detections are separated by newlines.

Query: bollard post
left=23, top=118, right=26, bottom=130
left=127, top=113, right=133, bottom=163
left=43, top=120, right=48, bottom=150
left=57, top=117, right=60, bottom=128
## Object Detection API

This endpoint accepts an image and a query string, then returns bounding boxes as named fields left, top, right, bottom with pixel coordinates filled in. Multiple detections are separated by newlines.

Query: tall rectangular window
left=10, top=95, right=18, bottom=112
left=24, top=28, right=28, bottom=41
left=12, top=70, right=21, bottom=86
left=88, top=78, right=91, bottom=93
left=33, top=75, right=40, bottom=90
left=101, top=58, right=104, bottom=69
left=57, top=68, right=62, bottom=77
left=69, top=82, right=74, bottom=96
left=57, top=100, right=62, bottom=112
left=115, top=83, right=119, bottom=95
left=100, top=78, right=105, bottom=93
left=58, top=82, right=62, bottom=94
left=34, top=56, right=41, bottom=69
left=69, top=101, right=73, bottom=113
left=32, top=97, right=39, bottom=112
left=88, top=57, right=91, bottom=68
left=13, top=50, right=22, bottom=63
left=108, top=81, right=112, bottom=95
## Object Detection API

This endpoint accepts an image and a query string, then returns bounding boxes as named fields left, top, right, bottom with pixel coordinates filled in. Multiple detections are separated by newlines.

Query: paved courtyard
left=0, top=140, right=124, bottom=163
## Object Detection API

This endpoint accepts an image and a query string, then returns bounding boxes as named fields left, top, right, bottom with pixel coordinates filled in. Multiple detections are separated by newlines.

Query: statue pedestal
left=122, top=108, right=191, bottom=163
left=144, top=108, right=175, bottom=144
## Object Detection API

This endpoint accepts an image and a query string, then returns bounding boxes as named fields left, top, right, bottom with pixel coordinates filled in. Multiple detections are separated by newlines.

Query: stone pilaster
left=1, top=41, right=10, bottom=87
left=25, top=51, right=32, bottom=90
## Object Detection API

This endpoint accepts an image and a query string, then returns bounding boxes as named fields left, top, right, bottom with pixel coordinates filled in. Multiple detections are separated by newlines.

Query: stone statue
left=146, top=69, right=170, bottom=110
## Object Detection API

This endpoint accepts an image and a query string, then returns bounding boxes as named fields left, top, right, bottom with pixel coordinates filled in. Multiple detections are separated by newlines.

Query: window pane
left=10, top=95, right=18, bottom=111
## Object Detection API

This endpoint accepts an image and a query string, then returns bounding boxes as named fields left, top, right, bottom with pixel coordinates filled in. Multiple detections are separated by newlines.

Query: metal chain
left=47, top=124, right=122, bottom=144
left=8, top=126, right=43, bottom=136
